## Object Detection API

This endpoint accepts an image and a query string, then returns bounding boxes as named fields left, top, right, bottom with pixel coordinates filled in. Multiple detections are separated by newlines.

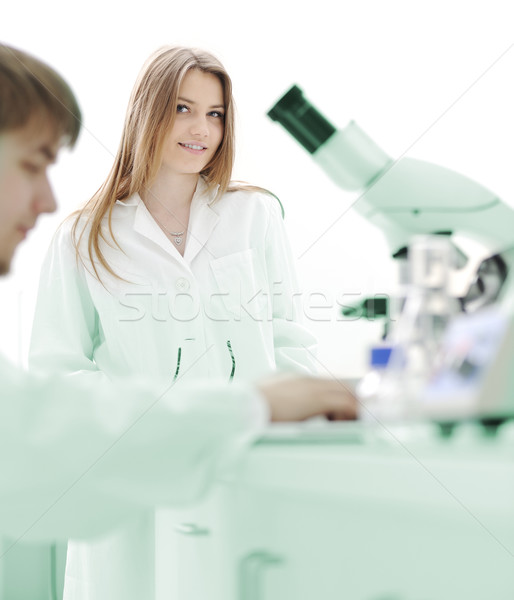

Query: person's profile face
left=160, top=69, right=225, bottom=178
left=0, top=121, right=59, bottom=275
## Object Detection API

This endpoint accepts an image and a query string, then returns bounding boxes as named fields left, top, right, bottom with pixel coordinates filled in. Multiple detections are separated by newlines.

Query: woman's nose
left=189, top=114, right=209, bottom=137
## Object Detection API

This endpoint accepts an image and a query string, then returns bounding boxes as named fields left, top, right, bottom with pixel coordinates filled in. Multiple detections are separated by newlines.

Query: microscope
left=268, top=86, right=514, bottom=423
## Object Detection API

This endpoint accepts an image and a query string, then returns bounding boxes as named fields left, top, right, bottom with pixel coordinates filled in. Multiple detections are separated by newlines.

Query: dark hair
left=0, top=43, right=81, bottom=146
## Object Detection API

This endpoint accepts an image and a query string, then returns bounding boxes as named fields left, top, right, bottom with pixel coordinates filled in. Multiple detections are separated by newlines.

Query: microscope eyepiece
left=267, top=85, right=336, bottom=154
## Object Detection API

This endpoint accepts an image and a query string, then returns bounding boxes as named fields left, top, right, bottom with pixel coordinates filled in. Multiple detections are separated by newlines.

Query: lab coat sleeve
left=264, top=196, right=319, bottom=374
left=29, top=221, right=109, bottom=384
left=0, top=353, right=267, bottom=542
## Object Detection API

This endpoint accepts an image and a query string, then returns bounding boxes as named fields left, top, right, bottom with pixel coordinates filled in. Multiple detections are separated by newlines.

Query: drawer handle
left=239, top=550, right=284, bottom=600
left=174, top=523, right=210, bottom=536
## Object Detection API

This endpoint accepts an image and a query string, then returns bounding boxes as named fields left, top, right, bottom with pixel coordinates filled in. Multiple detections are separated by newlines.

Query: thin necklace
left=165, top=227, right=186, bottom=246
left=142, top=194, right=189, bottom=246
left=159, top=219, right=187, bottom=246
left=147, top=207, right=187, bottom=246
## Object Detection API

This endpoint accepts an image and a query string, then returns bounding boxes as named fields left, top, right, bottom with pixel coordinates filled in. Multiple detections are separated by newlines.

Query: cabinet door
left=214, top=486, right=288, bottom=600
left=155, top=490, right=223, bottom=600
left=0, top=539, right=66, bottom=600
left=220, top=484, right=514, bottom=600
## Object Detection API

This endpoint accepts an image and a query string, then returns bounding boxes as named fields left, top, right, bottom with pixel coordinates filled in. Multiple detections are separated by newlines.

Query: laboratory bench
left=156, top=420, right=514, bottom=600
left=3, top=420, right=514, bottom=599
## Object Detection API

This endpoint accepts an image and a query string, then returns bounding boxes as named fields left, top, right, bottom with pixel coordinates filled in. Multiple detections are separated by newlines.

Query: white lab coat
left=0, top=351, right=266, bottom=538
left=29, top=179, right=317, bottom=599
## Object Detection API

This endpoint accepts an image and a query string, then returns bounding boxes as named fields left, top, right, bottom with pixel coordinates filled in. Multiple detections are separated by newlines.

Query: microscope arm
left=268, top=85, right=514, bottom=309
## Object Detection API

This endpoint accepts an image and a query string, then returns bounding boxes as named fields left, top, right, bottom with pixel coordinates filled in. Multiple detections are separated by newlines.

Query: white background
left=2, top=0, right=514, bottom=376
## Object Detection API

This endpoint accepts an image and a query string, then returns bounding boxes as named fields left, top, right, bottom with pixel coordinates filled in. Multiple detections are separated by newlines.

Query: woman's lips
left=179, top=142, right=207, bottom=155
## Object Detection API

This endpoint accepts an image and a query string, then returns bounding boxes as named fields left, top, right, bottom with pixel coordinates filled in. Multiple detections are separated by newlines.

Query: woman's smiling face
left=160, top=69, right=225, bottom=178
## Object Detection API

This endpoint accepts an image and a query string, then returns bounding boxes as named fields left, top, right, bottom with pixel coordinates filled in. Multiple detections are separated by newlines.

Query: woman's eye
left=176, top=104, right=189, bottom=113
left=209, top=111, right=225, bottom=119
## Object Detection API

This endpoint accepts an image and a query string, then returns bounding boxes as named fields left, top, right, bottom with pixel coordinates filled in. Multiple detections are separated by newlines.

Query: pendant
left=174, top=236, right=183, bottom=245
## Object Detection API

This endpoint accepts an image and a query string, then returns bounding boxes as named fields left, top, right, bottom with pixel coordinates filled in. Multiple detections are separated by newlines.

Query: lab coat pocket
left=210, top=248, right=269, bottom=321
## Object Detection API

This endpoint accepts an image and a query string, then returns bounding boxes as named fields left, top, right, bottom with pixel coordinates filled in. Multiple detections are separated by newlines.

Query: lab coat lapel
left=184, top=184, right=220, bottom=264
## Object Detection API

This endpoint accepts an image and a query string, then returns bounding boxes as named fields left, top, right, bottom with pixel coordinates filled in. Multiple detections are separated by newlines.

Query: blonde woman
left=30, top=46, right=320, bottom=599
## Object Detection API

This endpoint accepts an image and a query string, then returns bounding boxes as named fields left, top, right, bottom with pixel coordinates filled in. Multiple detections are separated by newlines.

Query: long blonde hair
left=73, top=45, right=237, bottom=280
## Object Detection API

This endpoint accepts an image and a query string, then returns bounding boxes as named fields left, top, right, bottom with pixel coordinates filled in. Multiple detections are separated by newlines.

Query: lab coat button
left=176, top=277, right=190, bottom=292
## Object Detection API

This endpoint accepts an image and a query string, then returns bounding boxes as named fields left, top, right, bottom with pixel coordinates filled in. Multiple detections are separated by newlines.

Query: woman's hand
left=257, top=375, right=357, bottom=422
